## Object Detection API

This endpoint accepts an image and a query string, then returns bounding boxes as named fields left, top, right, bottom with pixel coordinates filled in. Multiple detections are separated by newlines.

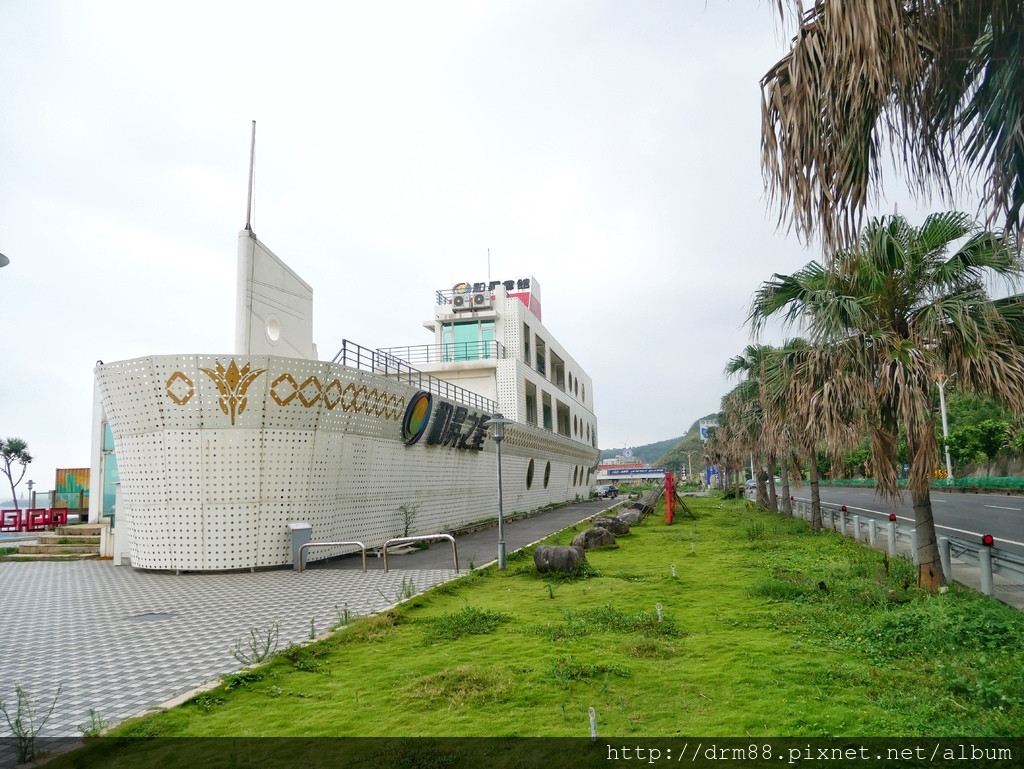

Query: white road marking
left=985, top=504, right=1021, bottom=511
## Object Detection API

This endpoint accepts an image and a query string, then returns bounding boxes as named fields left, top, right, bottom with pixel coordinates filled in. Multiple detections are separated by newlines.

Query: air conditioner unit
left=471, top=292, right=492, bottom=309
left=452, top=294, right=471, bottom=310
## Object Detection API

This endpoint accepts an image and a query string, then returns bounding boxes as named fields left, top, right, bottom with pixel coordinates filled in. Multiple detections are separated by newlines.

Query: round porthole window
left=544, top=461, right=551, bottom=488
left=265, top=314, right=281, bottom=343
left=526, top=458, right=535, bottom=489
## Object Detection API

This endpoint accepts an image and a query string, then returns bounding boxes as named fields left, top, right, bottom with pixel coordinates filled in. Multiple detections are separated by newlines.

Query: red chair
left=24, top=509, right=51, bottom=531
left=0, top=509, right=21, bottom=532
left=49, top=507, right=69, bottom=527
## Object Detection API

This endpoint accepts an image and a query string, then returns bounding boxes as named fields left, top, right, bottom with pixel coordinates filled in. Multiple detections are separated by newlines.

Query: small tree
left=0, top=438, right=32, bottom=510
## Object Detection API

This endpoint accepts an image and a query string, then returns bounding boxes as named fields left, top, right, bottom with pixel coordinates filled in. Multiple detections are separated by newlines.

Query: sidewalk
left=0, top=499, right=614, bottom=765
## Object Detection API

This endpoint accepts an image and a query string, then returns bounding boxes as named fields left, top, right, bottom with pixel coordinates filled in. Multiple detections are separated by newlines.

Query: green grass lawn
left=46, top=495, right=1024, bottom=766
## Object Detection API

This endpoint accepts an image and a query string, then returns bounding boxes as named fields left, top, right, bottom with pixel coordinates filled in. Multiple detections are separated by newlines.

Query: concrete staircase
left=1, top=523, right=106, bottom=561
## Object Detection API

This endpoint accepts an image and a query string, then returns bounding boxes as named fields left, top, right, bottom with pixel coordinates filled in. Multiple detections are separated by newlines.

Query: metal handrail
left=297, top=541, right=367, bottom=573
left=381, top=534, right=459, bottom=574
left=330, top=339, right=498, bottom=414
left=377, top=341, right=507, bottom=365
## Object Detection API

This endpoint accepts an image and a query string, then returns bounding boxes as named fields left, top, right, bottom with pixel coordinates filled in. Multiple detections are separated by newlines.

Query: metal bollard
left=938, top=537, right=951, bottom=584
left=868, top=519, right=877, bottom=548
left=979, top=546, right=994, bottom=596
left=852, top=514, right=861, bottom=542
left=887, top=522, right=897, bottom=557
left=910, top=529, right=919, bottom=566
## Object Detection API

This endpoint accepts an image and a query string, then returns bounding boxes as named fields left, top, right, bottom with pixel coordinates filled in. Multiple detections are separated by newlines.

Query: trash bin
left=287, top=521, right=312, bottom=571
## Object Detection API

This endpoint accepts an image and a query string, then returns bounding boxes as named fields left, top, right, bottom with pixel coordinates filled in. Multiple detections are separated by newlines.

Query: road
left=784, top=485, right=1024, bottom=555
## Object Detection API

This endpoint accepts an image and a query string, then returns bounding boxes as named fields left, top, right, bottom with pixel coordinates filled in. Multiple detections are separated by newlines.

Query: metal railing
left=331, top=339, right=498, bottom=414
left=436, top=282, right=527, bottom=305
left=297, top=541, right=367, bottom=573
left=382, top=534, right=459, bottom=574
left=781, top=496, right=1024, bottom=597
left=377, top=341, right=506, bottom=365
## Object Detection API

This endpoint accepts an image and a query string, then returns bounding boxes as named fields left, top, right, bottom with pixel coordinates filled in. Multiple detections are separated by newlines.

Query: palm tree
left=761, top=1, right=1024, bottom=249
left=724, top=345, right=779, bottom=511
left=1, top=438, right=33, bottom=510
left=750, top=211, right=1024, bottom=590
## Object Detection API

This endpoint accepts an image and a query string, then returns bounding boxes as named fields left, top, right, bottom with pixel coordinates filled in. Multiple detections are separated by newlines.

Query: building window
left=525, top=381, right=537, bottom=425
left=523, top=323, right=531, bottom=364
left=556, top=400, right=570, bottom=437
left=535, top=335, right=547, bottom=376
left=544, top=461, right=551, bottom=488
left=573, top=415, right=578, bottom=436
left=573, top=466, right=578, bottom=486
left=542, top=391, right=552, bottom=430
left=526, top=458, right=535, bottom=489
left=442, top=320, right=495, bottom=361
left=550, top=351, right=565, bottom=390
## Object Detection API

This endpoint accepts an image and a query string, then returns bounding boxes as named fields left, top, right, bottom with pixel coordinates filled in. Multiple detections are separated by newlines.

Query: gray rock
left=571, top=527, right=617, bottom=550
left=617, top=510, right=642, bottom=525
left=533, top=545, right=587, bottom=573
left=593, top=515, right=630, bottom=536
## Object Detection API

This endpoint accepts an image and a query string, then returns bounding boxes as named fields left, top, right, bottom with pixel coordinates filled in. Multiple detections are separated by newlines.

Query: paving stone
left=0, top=560, right=457, bottom=747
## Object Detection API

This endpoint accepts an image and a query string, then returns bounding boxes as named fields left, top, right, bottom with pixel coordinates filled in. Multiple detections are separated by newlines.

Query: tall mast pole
left=245, top=120, right=256, bottom=232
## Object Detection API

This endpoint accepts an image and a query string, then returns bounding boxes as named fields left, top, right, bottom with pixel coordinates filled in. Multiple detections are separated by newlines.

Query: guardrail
left=297, top=541, right=367, bottom=573
left=780, top=496, right=1024, bottom=597
left=382, top=534, right=459, bottom=574
left=331, top=339, right=498, bottom=414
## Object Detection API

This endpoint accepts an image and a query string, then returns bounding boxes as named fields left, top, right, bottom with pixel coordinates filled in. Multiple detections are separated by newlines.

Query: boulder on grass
left=571, top=527, right=617, bottom=550
left=617, top=510, right=642, bottom=526
left=534, top=545, right=587, bottom=573
left=593, top=515, right=630, bottom=536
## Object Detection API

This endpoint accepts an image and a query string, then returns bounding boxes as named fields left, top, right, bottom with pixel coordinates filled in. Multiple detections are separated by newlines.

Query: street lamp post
left=489, top=413, right=513, bottom=570
left=684, top=450, right=699, bottom=481
left=937, top=373, right=955, bottom=484
left=26, top=479, right=34, bottom=508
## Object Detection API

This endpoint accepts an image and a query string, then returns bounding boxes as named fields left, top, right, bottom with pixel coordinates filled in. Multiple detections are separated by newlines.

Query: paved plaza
left=0, top=562, right=457, bottom=739
left=0, top=499, right=615, bottom=766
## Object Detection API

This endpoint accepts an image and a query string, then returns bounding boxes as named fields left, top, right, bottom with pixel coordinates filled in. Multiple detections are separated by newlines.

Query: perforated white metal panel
left=97, top=352, right=599, bottom=571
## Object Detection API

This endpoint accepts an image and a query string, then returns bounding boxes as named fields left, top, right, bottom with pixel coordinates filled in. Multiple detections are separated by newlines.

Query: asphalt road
left=785, top=485, right=1024, bottom=555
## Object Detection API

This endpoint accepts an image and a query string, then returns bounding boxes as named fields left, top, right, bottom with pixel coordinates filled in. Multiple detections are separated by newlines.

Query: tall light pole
left=684, top=450, right=699, bottom=480
left=489, top=414, right=513, bottom=570
left=937, top=373, right=956, bottom=484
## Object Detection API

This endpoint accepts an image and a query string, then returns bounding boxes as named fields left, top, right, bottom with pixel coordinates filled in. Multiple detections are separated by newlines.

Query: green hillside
left=656, top=412, right=718, bottom=474
left=599, top=412, right=719, bottom=472
left=600, top=437, right=681, bottom=465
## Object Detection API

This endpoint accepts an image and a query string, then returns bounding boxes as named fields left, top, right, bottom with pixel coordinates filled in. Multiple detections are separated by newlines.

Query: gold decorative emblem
left=323, top=379, right=343, bottom=410
left=298, top=376, right=323, bottom=407
left=199, top=360, right=267, bottom=425
left=270, top=373, right=299, bottom=406
left=166, top=371, right=194, bottom=405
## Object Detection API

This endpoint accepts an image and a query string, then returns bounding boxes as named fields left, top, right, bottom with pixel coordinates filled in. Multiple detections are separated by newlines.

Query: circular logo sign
left=623, top=448, right=633, bottom=458
left=402, top=391, right=433, bottom=445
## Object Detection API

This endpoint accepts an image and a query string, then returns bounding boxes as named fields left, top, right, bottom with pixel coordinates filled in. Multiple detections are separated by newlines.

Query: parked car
left=595, top=484, right=619, bottom=499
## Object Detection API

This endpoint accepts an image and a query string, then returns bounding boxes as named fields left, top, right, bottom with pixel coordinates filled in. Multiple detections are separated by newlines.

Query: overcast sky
left=1, top=1, right=961, bottom=496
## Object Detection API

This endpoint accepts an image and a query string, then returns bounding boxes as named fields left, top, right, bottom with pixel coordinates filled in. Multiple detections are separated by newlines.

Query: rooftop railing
left=331, top=339, right=498, bottom=414
left=377, top=341, right=506, bottom=365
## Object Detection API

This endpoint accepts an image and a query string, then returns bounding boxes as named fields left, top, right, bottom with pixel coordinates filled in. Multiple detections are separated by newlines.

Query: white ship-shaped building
left=90, top=228, right=600, bottom=571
